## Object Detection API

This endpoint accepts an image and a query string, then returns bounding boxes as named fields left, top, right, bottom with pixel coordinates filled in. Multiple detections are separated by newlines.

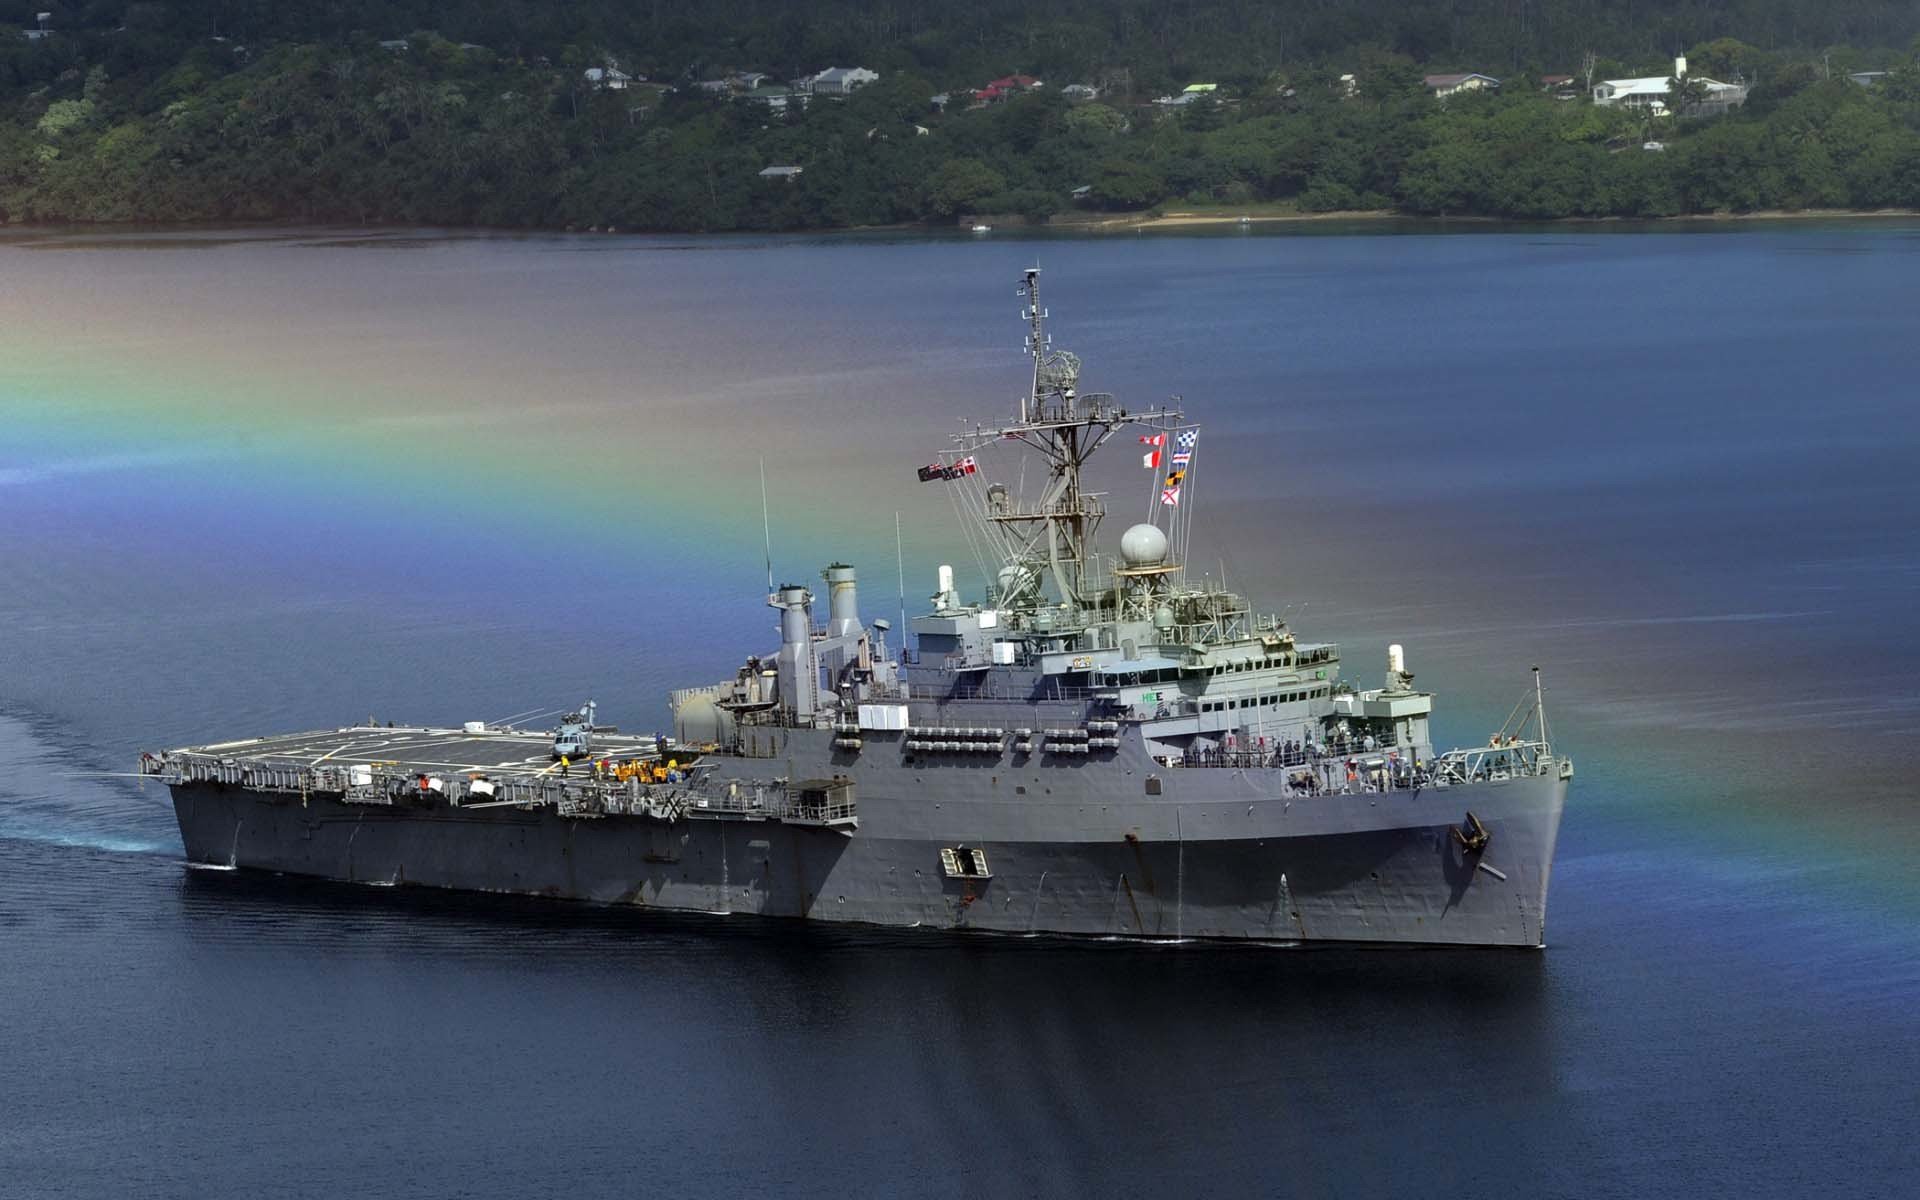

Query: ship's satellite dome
left=1119, top=523, right=1169, bottom=567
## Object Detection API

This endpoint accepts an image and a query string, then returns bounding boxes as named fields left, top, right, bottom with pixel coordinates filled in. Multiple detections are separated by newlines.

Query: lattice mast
left=954, top=268, right=1181, bottom=619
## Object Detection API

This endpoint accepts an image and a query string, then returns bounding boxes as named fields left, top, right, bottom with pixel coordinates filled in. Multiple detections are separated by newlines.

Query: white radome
left=1119, top=522, right=1170, bottom=567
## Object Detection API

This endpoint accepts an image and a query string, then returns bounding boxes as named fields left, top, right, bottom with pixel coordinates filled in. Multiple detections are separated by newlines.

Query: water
left=2, top=223, right=1916, bottom=1198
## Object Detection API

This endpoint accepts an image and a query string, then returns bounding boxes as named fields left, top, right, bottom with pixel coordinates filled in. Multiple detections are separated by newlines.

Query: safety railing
left=144, top=750, right=848, bottom=826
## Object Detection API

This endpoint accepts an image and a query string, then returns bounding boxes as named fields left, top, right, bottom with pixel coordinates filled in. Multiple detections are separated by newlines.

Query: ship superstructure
left=150, top=269, right=1570, bottom=946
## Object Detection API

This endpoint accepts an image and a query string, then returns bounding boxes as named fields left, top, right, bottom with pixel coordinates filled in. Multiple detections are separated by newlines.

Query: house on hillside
left=1848, top=71, right=1889, bottom=87
left=1061, top=83, right=1100, bottom=102
left=584, top=67, right=632, bottom=91
left=1424, top=73, right=1500, bottom=98
left=1155, top=83, right=1220, bottom=110
left=976, top=75, right=1043, bottom=104
left=811, top=66, right=878, bottom=96
left=758, top=165, right=804, bottom=182
left=1593, top=56, right=1746, bottom=117
left=22, top=11, right=51, bottom=40
left=1539, top=74, right=1579, bottom=99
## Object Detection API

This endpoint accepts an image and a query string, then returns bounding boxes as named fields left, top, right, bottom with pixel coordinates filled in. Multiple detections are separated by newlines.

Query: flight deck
left=166, top=724, right=666, bottom=777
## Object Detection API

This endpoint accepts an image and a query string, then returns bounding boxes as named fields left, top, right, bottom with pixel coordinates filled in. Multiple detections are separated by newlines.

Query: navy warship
left=147, top=269, right=1571, bottom=946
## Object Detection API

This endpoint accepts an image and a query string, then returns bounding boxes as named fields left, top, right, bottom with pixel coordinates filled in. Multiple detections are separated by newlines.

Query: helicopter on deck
left=550, top=701, right=598, bottom=761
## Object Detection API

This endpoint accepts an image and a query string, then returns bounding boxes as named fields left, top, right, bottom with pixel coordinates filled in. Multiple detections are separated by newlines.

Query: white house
left=810, top=67, right=878, bottom=96
left=758, top=165, right=804, bottom=182
left=1424, top=73, right=1500, bottom=98
left=1592, top=56, right=1746, bottom=116
left=584, top=66, right=632, bottom=91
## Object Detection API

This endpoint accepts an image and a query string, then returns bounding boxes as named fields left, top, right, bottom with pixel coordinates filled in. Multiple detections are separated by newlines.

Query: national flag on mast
left=1138, top=434, right=1165, bottom=446
left=958, top=456, right=978, bottom=475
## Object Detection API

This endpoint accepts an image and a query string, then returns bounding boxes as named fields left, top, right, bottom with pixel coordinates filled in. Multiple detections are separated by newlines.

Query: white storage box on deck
left=990, top=641, right=1017, bottom=665
left=858, top=703, right=910, bottom=731
left=348, top=765, right=373, bottom=788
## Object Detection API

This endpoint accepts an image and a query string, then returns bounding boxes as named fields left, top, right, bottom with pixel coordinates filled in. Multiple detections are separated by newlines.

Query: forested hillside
left=4, top=0, right=1920, bottom=229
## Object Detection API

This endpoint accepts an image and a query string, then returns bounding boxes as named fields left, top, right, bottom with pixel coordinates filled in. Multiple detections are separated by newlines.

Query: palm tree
left=1666, top=74, right=1711, bottom=118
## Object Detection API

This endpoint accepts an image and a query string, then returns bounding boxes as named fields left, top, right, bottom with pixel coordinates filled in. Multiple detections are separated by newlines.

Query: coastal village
left=4, top=9, right=1917, bottom=230
left=548, top=47, right=1794, bottom=222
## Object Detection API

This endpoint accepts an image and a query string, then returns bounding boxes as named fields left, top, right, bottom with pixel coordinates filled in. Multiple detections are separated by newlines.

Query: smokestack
left=823, top=563, right=860, bottom=638
left=1674, top=55, right=1687, bottom=79
left=770, top=585, right=818, bottom=721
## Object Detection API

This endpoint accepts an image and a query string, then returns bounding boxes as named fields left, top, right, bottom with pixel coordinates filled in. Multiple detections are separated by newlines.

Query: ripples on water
left=1, top=225, right=1916, bottom=1197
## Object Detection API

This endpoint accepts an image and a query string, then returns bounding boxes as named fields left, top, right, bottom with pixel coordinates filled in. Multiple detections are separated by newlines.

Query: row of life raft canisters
left=904, top=725, right=1005, bottom=753
left=1026, top=724, right=1122, bottom=754
left=829, top=720, right=1127, bottom=755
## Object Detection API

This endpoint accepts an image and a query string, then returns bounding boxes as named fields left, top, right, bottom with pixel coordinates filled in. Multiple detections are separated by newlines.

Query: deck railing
left=145, top=750, right=850, bottom=825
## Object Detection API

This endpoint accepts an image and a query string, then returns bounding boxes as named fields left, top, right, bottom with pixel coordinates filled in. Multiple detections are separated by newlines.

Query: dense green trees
left=2, top=4, right=1920, bottom=229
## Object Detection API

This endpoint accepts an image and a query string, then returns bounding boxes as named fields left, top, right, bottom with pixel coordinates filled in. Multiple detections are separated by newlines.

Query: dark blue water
left=2, top=223, right=1916, bottom=1198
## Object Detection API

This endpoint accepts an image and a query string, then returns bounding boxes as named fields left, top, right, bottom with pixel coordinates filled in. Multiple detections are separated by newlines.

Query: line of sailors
left=557, top=756, right=685, bottom=784
left=606, top=757, right=681, bottom=784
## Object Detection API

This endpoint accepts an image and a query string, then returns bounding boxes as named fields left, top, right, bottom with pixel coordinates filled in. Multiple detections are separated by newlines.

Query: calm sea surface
left=1, top=223, right=1916, bottom=1198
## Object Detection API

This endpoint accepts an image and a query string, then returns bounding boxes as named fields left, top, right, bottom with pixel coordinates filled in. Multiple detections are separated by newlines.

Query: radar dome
left=1119, top=523, right=1170, bottom=567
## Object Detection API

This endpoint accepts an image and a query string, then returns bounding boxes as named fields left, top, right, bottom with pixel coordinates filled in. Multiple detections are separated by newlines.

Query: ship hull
left=170, top=771, right=1563, bottom=947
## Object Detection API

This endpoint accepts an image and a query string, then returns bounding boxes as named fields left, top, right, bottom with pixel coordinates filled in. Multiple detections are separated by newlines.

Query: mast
left=1023, top=267, right=1047, bottom=424
left=951, top=269, right=1181, bottom=622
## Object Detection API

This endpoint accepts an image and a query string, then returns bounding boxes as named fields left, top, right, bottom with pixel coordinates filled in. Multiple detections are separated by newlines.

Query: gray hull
left=171, top=767, right=1562, bottom=947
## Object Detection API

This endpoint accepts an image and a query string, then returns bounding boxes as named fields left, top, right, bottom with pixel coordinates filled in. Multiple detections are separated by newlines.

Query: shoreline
left=4, top=206, right=1917, bottom=243
left=1099, top=206, right=1920, bottom=231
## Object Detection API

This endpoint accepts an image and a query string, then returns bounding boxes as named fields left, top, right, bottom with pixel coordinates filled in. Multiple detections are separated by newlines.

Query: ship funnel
left=824, top=563, right=860, bottom=637
left=776, top=585, right=811, bottom=645
left=770, top=585, right=818, bottom=720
